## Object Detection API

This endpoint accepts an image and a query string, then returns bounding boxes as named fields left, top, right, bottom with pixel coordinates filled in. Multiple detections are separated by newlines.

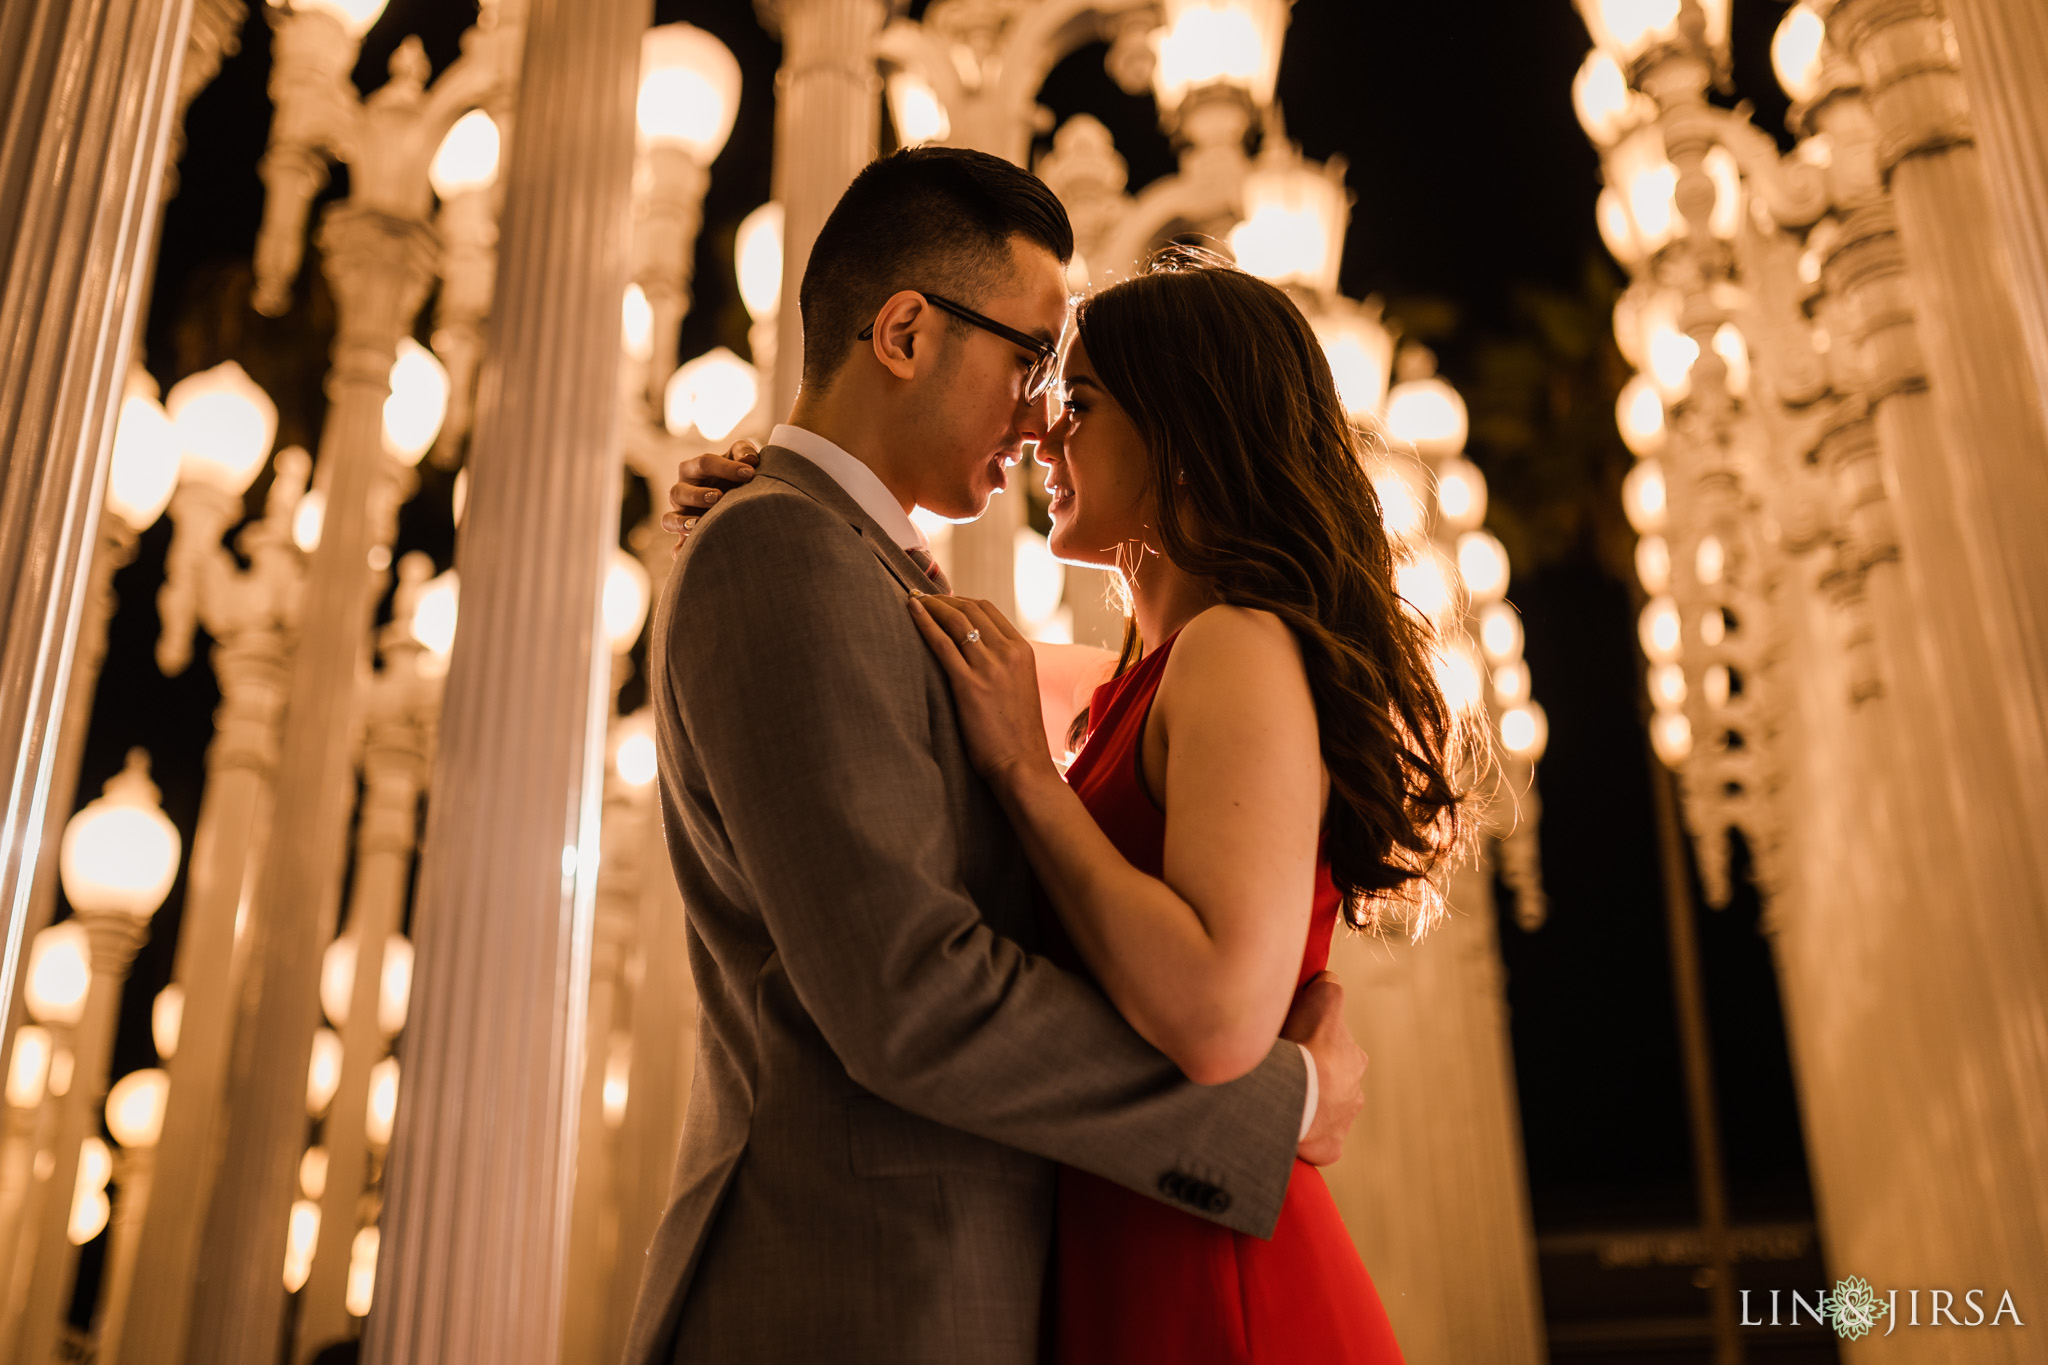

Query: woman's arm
left=911, top=598, right=1325, bottom=1085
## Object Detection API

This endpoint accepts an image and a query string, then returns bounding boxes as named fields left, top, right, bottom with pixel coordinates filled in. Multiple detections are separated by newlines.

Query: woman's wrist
left=986, top=747, right=1064, bottom=801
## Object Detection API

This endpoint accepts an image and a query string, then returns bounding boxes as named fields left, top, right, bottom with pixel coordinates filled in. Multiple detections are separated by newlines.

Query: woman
left=672, top=251, right=1464, bottom=1363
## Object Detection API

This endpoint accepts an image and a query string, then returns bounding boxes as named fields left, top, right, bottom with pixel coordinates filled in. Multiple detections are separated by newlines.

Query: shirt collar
left=769, top=423, right=928, bottom=553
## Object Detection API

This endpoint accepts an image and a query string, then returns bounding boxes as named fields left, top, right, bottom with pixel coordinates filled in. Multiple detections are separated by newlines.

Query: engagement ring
left=963, top=630, right=982, bottom=645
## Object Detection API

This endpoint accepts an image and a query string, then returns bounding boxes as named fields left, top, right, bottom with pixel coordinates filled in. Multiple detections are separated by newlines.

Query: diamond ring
left=963, top=629, right=982, bottom=645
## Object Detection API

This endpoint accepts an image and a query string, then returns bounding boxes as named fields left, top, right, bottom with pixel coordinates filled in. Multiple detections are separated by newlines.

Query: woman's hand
left=909, top=595, right=1061, bottom=786
left=662, top=439, right=760, bottom=556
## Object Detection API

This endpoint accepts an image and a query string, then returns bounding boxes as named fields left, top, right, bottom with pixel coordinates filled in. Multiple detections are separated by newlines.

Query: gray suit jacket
left=621, top=447, right=1307, bottom=1365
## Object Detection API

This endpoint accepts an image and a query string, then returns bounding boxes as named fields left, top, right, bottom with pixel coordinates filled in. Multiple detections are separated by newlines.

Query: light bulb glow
left=1582, top=0, right=1727, bottom=61
left=7, top=1026, right=52, bottom=1109
left=1432, top=639, right=1486, bottom=716
left=603, top=1035, right=631, bottom=1130
left=165, top=360, right=276, bottom=496
left=664, top=347, right=759, bottom=443
left=346, top=1226, right=380, bottom=1317
left=886, top=70, right=950, bottom=147
left=1456, top=531, right=1511, bottom=604
left=300, top=1145, right=329, bottom=1200
left=1646, top=323, right=1699, bottom=399
left=1772, top=5, right=1827, bottom=104
left=69, top=1137, right=112, bottom=1245
left=735, top=203, right=784, bottom=322
left=616, top=732, right=658, bottom=787
left=105, top=1068, right=170, bottom=1148
left=1492, top=660, right=1532, bottom=706
left=152, top=984, right=183, bottom=1061
left=106, top=394, right=180, bottom=530
left=1640, top=595, right=1682, bottom=663
left=1700, top=607, right=1727, bottom=647
left=1703, top=662, right=1732, bottom=708
left=1477, top=601, right=1524, bottom=664
left=1706, top=146, right=1743, bottom=241
left=320, top=934, right=356, bottom=1030
left=379, top=935, right=413, bottom=1038
left=428, top=109, right=500, bottom=199
left=1636, top=533, right=1672, bottom=594
left=292, top=487, right=325, bottom=553
left=59, top=750, right=182, bottom=919
left=1314, top=310, right=1393, bottom=420
left=25, top=922, right=91, bottom=1026
left=1368, top=461, right=1428, bottom=540
left=306, top=1028, right=343, bottom=1117
left=1383, top=377, right=1469, bottom=457
left=366, top=1056, right=400, bottom=1149
left=1395, top=548, right=1460, bottom=630
left=1712, top=321, right=1750, bottom=398
left=410, top=569, right=459, bottom=659
left=383, top=338, right=449, bottom=465
left=638, top=23, right=741, bottom=160
left=1651, top=710, right=1694, bottom=766
left=1014, top=529, right=1067, bottom=632
left=1434, top=459, right=1488, bottom=531
left=1649, top=660, right=1688, bottom=710
left=621, top=284, right=654, bottom=362
left=1617, top=375, right=1666, bottom=457
left=295, top=0, right=390, bottom=40
left=1151, top=0, right=1287, bottom=112
left=604, top=548, right=653, bottom=652
left=284, top=1198, right=320, bottom=1292
left=1597, top=187, right=1640, bottom=266
left=1573, top=48, right=1642, bottom=146
left=1622, top=458, right=1669, bottom=534
left=1499, top=701, right=1549, bottom=761
left=1229, top=154, right=1348, bottom=295
left=1695, top=534, right=1726, bottom=585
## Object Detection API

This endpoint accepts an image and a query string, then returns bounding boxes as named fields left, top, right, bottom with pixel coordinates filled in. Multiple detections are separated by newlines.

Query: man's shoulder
left=673, top=474, right=871, bottom=582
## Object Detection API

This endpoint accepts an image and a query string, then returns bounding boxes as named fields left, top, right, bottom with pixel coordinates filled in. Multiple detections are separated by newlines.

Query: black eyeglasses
left=859, top=291, right=1061, bottom=402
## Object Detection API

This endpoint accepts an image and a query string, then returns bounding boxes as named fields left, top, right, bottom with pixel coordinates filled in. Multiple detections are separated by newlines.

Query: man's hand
left=1284, top=970, right=1366, bottom=1166
left=662, top=439, right=761, bottom=556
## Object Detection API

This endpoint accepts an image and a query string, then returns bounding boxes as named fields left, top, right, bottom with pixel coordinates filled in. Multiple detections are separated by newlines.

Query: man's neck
left=784, top=396, right=916, bottom=515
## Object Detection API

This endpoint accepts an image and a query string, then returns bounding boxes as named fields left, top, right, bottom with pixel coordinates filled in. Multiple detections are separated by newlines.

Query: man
left=623, top=147, right=1366, bottom=1365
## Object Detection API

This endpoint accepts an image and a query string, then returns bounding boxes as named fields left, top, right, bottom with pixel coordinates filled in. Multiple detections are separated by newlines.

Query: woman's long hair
left=1073, top=248, right=1467, bottom=935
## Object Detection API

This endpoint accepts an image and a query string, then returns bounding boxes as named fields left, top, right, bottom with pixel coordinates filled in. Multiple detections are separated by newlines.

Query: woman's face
left=1038, top=338, right=1156, bottom=570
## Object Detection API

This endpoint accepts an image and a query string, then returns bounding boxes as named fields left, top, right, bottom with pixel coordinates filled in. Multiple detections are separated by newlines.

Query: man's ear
left=870, top=290, right=930, bottom=382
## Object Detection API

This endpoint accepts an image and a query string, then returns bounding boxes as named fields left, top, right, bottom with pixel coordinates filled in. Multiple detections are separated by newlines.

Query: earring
left=1175, top=468, right=1188, bottom=484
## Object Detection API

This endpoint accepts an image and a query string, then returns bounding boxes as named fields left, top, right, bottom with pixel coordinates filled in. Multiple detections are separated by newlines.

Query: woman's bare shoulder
left=1160, top=604, right=1312, bottom=717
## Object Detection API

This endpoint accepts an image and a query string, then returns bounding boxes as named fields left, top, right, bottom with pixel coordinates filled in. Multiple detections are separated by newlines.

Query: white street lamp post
left=0, top=925, right=89, bottom=1349
left=14, top=754, right=179, bottom=1365
left=95, top=1067, right=169, bottom=1363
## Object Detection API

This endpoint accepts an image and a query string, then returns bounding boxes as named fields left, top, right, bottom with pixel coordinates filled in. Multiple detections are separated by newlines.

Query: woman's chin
left=1047, top=523, right=1116, bottom=571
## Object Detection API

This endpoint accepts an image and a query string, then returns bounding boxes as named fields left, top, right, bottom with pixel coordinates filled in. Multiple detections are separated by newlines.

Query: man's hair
left=797, top=146, right=1073, bottom=392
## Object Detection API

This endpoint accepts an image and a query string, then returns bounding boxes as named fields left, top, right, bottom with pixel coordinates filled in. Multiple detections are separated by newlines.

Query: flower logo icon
left=1824, top=1276, right=1890, bottom=1340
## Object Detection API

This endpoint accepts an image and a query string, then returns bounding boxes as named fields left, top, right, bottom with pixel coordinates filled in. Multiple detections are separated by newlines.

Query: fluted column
left=0, top=0, right=192, bottom=1035
left=363, top=0, right=645, bottom=1355
left=1323, top=864, right=1546, bottom=1365
left=760, top=0, right=888, bottom=417
left=183, top=207, right=437, bottom=1364
left=1943, top=0, right=2048, bottom=430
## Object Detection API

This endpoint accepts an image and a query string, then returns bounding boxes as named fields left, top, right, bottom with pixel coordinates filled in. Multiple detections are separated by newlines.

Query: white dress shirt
left=767, top=423, right=1318, bottom=1141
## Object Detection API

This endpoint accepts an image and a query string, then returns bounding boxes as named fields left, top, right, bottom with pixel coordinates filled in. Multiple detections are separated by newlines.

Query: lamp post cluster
left=1574, top=0, right=2048, bottom=1339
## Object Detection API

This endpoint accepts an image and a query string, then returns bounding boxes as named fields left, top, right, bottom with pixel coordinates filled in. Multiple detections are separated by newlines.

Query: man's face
left=904, top=237, right=1069, bottom=521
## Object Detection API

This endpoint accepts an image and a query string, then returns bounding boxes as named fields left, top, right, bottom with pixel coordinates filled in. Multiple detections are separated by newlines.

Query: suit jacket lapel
left=752, top=445, right=934, bottom=597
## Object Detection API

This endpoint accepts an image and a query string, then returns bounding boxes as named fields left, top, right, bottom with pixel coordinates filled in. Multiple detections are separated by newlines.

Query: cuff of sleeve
left=1297, top=1041, right=1317, bottom=1142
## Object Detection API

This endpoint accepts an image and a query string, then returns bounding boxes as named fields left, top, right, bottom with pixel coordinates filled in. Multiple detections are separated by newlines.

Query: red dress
left=1046, top=631, right=1405, bottom=1365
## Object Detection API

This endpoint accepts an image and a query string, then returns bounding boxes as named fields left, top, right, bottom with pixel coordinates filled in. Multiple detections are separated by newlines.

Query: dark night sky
left=85, top=0, right=1816, bottom=1266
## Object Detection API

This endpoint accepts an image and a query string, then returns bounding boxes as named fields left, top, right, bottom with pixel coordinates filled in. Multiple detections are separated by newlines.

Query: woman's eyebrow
left=1063, top=375, right=1101, bottom=391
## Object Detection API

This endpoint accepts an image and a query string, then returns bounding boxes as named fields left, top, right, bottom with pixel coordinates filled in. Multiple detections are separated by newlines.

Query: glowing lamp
left=284, top=1198, right=321, bottom=1292
left=1228, top=146, right=1349, bottom=295
left=614, top=710, right=658, bottom=788
left=1597, top=188, right=1640, bottom=268
left=1635, top=533, right=1672, bottom=594
left=306, top=1028, right=343, bottom=1117
left=1700, top=606, right=1726, bottom=647
left=621, top=284, right=655, bottom=363
left=409, top=568, right=460, bottom=661
left=1367, top=459, right=1428, bottom=540
left=379, top=935, right=413, bottom=1037
left=1477, top=601, right=1524, bottom=664
left=1695, top=533, right=1726, bottom=585
left=300, top=1146, right=328, bottom=1200
left=293, top=0, right=389, bottom=39
left=106, top=393, right=180, bottom=530
left=429, top=109, right=501, bottom=200
left=105, top=1068, right=170, bottom=1148
left=1772, top=5, right=1827, bottom=104
left=1572, top=49, right=1648, bottom=146
left=1383, top=377, right=1468, bottom=460
left=886, top=70, right=950, bottom=147
left=1712, top=322, right=1750, bottom=398
left=638, top=23, right=741, bottom=161
left=1313, top=306, right=1394, bottom=420
left=1150, top=0, right=1290, bottom=114
left=1703, top=662, right=1732, bottom=708
left=603, top=1035, right=631, bottom=1130
left=1492, top=660, right=1531, bottom=706
left=1431, top=638, right=1486, bottom=716
left=1649, top=660, right=1688, bottom=709
left=60, top=750, right=180, bottom=920
left=1434, top=459, right=1488, bottom=532
left=735, top=202, right=785, bottom=323
left=346, top=1226, right=380, bottom=1317
left=165, top=360, right=276, bottom=496
left=1639, top=595, right=1682, bottom=663
left=1499, top=701, right=1549, bottom=762
left=1705, top=146, right=1742, bottom=241
left=664, top=347, right=759, bottom=443
left=25, top=923, right=90, bottom=1026
left=320, top=935, right=356, bottom=1030
left=1395, top=548, right=1460, bottom=631
left=1456, top=531, right=1510, bottom=604
left=1014, top=529, right=1067, bottom=633
left=1622, top=458, right=1668, bottom=534
left=7, top=1026, right=52, bottom=1109
left=1616, top=374, right=1667, bottom=457
left=383, top=338, right=449, bottom=465
left=1613, top=131, right=1681, bottom=260
left=69, top=1137, right=112, bottom=1245
left=604, top=548, right=652, bottom=653
left=292, top=483, right=324, bottom=553
left=1651, top=710, right=1693, bottom=766
left=1578, top=0, right=1729, bottom=65
left=366, top=1056, right=400, bottom=1149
